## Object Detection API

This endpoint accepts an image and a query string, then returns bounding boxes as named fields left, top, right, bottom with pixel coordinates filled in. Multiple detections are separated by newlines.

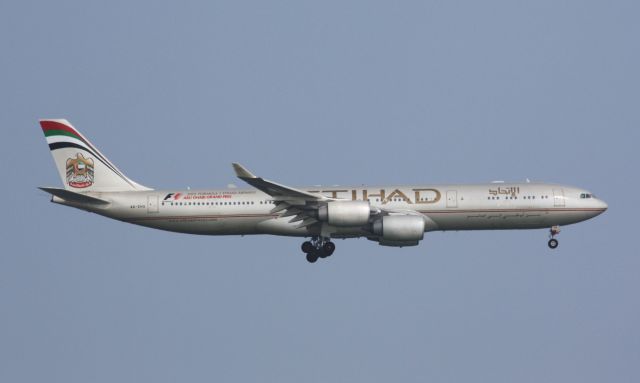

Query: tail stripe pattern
left=40, top=120, right=135, bottom=188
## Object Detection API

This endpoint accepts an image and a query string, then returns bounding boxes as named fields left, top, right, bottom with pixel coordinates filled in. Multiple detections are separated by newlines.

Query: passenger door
left=147, top=194, right=159, bottom=213
left=553, top=189, right=565, bottom=207
left=446, top=190, right=458, bottom=208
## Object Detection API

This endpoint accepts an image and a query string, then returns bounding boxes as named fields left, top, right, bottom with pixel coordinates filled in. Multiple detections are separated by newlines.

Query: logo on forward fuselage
left=163, top=192, right=182, bottom=201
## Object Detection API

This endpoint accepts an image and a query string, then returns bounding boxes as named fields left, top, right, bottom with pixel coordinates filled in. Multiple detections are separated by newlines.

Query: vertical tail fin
left=40, top=119, right=151, bottom=192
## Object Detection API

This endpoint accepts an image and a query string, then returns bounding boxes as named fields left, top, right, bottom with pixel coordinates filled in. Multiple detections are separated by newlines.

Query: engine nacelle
left=372, top=215, right=425, bottom=246
left=318, top=201, right=371, bottom=227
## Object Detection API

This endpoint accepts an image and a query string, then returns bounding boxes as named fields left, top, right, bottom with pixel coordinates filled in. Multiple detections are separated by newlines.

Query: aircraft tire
left=322, top=242, right=336, bottom=256
left=301, top=241, right=314, bottom=254
left=548, top=239, right=559, bottom=249
left=306, top=252, right=319, bottom=263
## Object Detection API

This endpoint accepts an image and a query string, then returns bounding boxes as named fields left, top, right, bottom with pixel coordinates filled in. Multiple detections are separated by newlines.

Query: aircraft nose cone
left=597, top=199, right=608, bottom=213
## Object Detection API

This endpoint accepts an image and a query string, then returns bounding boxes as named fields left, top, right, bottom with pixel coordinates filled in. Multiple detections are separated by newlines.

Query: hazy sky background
left=1, top=1, right=638, bottom=382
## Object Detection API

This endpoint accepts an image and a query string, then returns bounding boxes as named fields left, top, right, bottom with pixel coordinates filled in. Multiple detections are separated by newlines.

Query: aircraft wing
left=232, top=163, right=329, bottom=202
left=232, top=164, right=426, bottom=230
left=232, top=164, right=428, bottom=228
left=232, top=163, right=338, bottom=228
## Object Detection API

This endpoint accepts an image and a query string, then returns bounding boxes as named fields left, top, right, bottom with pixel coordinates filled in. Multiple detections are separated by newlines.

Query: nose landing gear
left=301, top=237, right=335, bottom=263
left=548, top=226, right=560, bottom=249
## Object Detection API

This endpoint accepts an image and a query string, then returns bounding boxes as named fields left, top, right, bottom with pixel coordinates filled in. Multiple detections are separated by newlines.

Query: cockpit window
left=580, top=193, right=594, bottom=199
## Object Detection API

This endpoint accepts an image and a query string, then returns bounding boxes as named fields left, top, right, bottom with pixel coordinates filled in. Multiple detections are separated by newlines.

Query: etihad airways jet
left=39, top=119, right=607, bottom=263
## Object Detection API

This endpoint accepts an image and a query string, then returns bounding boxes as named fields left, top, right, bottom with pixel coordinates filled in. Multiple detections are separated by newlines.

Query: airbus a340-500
left=39, top=119, right=607, bottom=263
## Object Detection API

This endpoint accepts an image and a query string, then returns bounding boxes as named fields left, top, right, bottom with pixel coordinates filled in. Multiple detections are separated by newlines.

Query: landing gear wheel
left=322, top=242, right=336, bottom=256
left=301, top=241, right=314, bottom=254
left=306, top=252, right=319, bottom=263
left=302, top=237, right=334, bottom=263
left=548, top=238, right=559, bottom=249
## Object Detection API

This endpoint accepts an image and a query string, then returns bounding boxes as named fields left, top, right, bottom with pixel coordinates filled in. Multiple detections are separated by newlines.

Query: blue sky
left=1, top=1, right=638, bottom=382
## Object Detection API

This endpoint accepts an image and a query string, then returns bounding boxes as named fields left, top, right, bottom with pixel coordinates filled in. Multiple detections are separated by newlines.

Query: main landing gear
left=301, top=237, right=335, bottom=263
left=548, top=225, right=560, bottom=249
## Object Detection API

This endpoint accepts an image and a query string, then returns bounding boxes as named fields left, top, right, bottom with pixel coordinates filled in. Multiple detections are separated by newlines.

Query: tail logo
left=66, top=153, right=95, bottom=188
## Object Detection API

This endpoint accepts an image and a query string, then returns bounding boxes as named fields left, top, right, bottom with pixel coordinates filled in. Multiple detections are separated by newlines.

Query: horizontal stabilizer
left=39, top=187, right=110, bottom=205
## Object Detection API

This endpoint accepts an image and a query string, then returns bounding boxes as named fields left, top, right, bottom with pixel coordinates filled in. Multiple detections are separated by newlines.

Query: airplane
left=39, top=119, right=608, bottom=263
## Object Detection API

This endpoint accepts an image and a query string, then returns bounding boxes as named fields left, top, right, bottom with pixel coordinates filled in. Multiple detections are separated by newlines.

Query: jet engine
left=372, top=215, right=425, bottom=247
left=318, top=201, right=371, bottom=227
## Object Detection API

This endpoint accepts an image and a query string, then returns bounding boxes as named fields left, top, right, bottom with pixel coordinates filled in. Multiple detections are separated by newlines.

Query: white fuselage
left=38, top=120, right=607, bottom=257
left=53, top=182, right=607, bottom=238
